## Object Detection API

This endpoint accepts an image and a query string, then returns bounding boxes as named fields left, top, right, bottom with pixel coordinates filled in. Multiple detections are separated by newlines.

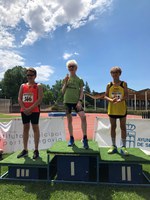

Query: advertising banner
left=94, top=117, right=150, bottom=155
left=0, top=118, right=66, bottom=153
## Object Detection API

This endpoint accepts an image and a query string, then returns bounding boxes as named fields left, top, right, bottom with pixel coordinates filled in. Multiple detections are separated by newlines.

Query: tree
left=0, top=66, right=27, bottom=103
left=84, top=81, right=91, bottom=94
left=84, top=81, right=93, bottom=106
left=51, top=80, right=63, bottom=104
left=42, top=84, right=54, bottom=105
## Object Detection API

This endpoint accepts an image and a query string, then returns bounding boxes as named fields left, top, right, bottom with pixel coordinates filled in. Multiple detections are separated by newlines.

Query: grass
left=0, top=180, right=150, bottom=200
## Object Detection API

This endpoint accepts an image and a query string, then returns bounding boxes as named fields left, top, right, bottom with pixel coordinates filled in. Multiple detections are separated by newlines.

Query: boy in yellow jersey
left=104, top=66, right=129, bottom=156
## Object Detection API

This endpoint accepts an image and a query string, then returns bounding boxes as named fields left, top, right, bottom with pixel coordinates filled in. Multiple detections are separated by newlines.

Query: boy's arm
left=18, top=84, right=26, bottom=110
left=85, top=92, right=104, bottom=99
left=104, top=84, right=112, bottom=102
left=79, top=86, right=84, bottom=101
left=62, top=74, right=69, bottom=95
left=104, top=84, right=117, bottom=103
left=121, top=82, right=128, bottom=101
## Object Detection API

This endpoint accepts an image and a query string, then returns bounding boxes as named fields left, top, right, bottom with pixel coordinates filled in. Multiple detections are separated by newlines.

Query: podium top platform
left=99, top=147, right=150, bottom=163
left=0, top=150, right=47, bottom=166
left=47, top=141, right=99, bottom=155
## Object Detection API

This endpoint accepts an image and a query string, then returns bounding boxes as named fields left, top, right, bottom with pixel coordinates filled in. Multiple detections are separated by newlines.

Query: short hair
left=26, top=67, right=37, bottom=76
left=110, top=66, right=122, bottom=74
left=66, top=60, right=78, bottom=68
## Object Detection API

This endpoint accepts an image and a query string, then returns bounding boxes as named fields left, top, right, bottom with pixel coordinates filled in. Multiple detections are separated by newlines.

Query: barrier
left=94, top=117, right=150, bottom=155
left=0, top=118, right=66, bottom=153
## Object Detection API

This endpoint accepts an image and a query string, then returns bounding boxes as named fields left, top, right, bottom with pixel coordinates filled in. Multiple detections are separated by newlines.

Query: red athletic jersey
left=20, top=83, right=40, bottom=112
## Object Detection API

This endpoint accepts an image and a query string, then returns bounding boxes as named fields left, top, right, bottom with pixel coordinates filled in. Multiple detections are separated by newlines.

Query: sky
left=0, top=0, right=150, bottom=93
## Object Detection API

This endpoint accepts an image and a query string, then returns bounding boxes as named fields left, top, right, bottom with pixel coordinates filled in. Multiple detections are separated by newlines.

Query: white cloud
left=0, top=0, right=113, bottom=46
left=34, top=65, right=54, bottom=82
left=0, top=28, right=15, bottom=48
left=0, top=0, right=113, bottom=80
left=21, top=31, right=38, bottom=46
left=63, top=52, right=79, bottom=60
left=0, top=0, right=25, bottom=27
left=63, top=53, right=73, bottom=60
left=0, top=49, right=25, bottom=79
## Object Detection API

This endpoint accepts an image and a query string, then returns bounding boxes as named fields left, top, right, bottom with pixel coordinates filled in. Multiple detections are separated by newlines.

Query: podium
left=0, top=150, right=48, bottom=181
left=47, top=141, right=99, bottom=183
left=47, top=142, right=150, bottom=185
left=0, top=142, right=150, bottom=186
left=99, top=147, right=150, bottom=185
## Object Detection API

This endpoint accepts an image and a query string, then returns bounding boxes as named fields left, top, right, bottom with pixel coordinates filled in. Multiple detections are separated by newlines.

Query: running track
left=9, top=113, right=142, bottom=141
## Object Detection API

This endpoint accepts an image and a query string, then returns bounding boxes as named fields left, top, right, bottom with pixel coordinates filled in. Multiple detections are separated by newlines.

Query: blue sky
left=0, top=0, right=150, bottom=92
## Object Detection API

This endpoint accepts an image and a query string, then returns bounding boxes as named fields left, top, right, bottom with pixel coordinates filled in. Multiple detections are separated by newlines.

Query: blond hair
left=110, top=66, right=122, bottom=74
left=66, top=60, right=78, bottom=68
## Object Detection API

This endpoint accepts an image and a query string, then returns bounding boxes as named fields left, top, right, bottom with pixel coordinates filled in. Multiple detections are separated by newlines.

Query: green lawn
left=0, top=180, right=150, bottom=200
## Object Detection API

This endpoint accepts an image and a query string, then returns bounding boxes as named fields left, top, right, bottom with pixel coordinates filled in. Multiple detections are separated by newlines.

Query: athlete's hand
left=113, top=98, right=121, bottom=104
left=64, top=74, right=69, bottom=83
left=111, top=97, right=118, bottom=103
left=76, top=101, right=82, bottom=111
left=23, top=108, right=32, bottom=116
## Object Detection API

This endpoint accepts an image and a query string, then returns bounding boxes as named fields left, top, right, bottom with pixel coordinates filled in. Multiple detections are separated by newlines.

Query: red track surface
left=8, top=113, right=142, bottom=141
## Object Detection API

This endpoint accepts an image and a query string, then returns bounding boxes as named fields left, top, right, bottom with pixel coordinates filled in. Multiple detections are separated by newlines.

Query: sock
left=121, top=139, right=126, bottom=147
left=111, top=138, right=116, bottom=146
left=83, top=135, right=87, bottom=140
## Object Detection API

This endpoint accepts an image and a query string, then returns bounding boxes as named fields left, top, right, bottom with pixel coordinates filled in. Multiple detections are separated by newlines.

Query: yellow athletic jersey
left=108, top=81, right=127, bottom=116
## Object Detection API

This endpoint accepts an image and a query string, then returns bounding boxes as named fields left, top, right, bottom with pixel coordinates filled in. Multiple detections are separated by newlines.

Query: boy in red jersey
left=17, top=68, right=43, bottom=159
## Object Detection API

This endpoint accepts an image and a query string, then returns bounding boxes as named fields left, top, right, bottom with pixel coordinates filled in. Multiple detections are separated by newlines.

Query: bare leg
left=109, top=117, right=117, bottom=146
left=32, top=124, right=40, bottom=150
left=78, top=111, right=87, bottom=136
left=78, top=111, right=88, bottom=149
left=120, top=117, right=127, bottom=146
left=107, top=117, right=118, bottom=153
left=23, top=123, right=30, bottom=150
left=67, top=113, right=73, bottom=136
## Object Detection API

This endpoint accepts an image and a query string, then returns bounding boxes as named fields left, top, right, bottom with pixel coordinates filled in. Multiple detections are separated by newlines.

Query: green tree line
left=0, top=66, right=94, bottom=106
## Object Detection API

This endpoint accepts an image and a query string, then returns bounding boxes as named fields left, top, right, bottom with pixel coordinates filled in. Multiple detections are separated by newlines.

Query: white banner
left=0, top=118, right=66, bottom=153
left=94, top=117, right=150, bottom=155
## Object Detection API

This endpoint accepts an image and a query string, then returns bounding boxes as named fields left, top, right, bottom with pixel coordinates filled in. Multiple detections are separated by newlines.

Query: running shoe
left=68, top=136, right=74, bottom=146
left=33, top=150, right=39, bottom=159
left=120, top=146, right=129, bottom=156
left=107, top=145, right=118, bottom=154
left=17, top=150, right=28, bottom=158
left=82, top=138, right=89, bottom=149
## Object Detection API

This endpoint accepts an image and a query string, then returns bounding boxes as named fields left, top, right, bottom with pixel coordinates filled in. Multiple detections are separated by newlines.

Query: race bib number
left=111, top=92, right=122, bottom=99
left=23, top=93, right=33, bottom=102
